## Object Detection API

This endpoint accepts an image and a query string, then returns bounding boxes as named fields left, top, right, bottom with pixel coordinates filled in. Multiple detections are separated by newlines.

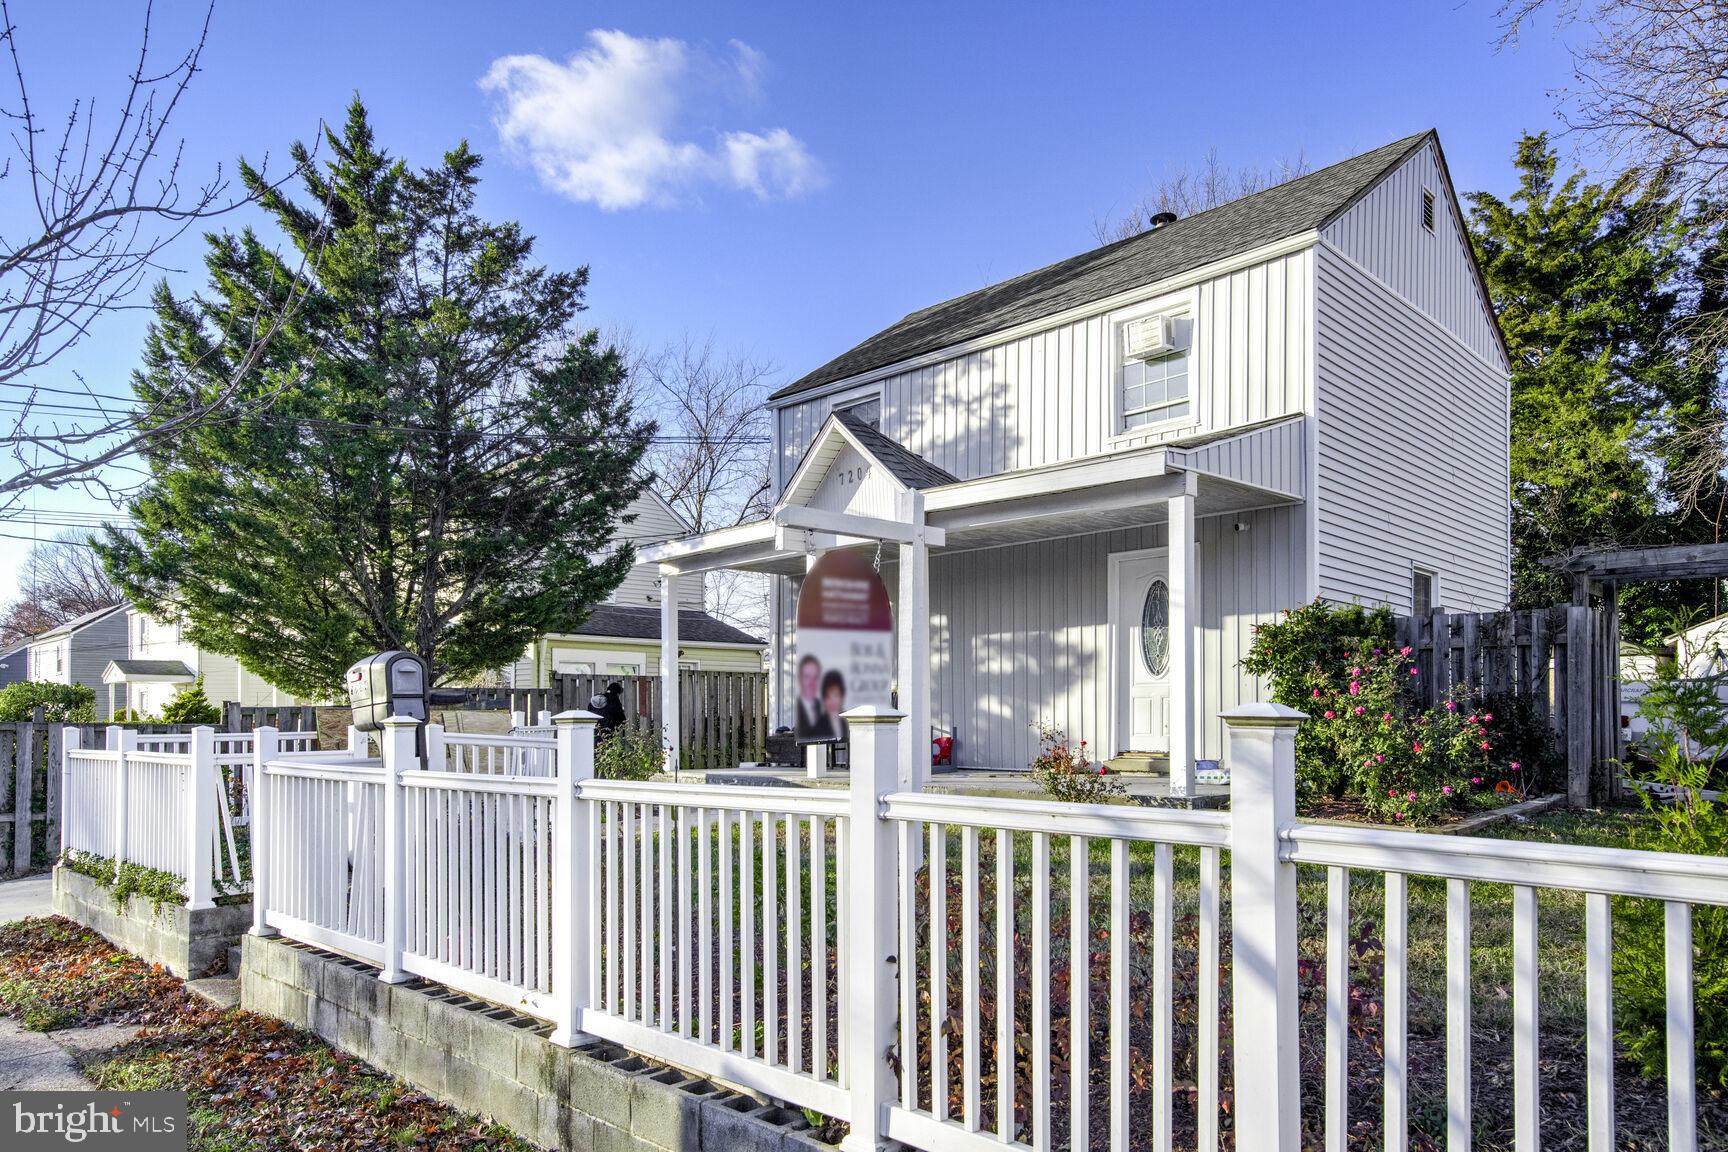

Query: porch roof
left=102, top=658, right=195, bottom=684
left=641, top=415, right=1306, bottom=574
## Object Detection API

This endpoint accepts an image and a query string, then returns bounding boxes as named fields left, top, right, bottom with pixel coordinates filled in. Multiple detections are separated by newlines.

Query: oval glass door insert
left=1141, top=578, right=1169, bottom=676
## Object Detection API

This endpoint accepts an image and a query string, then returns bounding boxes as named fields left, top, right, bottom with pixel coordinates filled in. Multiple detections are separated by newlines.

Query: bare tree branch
left=0, top=0, right=325, bottom=513
left=1092, top=147, right=1311, bottom=245
left=0, top=527, right=122, bottom=646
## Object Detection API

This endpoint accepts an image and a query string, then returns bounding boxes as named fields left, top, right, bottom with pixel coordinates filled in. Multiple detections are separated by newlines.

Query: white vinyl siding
left=1321, top=139, right=1506, bottom=371
left=773, top=505, right=1307, bottom=767
left=776, top=250, right=1313, bottom=488
left=1313, top=243, right=1510, bottom=613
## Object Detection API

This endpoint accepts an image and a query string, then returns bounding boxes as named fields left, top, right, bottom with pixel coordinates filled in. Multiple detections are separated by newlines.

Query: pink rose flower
left=1409, top=667, right=1419, bottom=676
left=1399, top=646, right=1412, bottom=657
left=1444, top=701, right=1456, bottom=711
left=1406, top=790, right=1416, bottom=801
left=1375, top=754, right=1385, bottom=763
left=1471, top=776, right=1482, bottom=785
left=1483, top=713, right=1494, bottom=722
left=1353, top=705, right=1366, bottom=716
left=1412, top=742, right=1423, bottom=754
left=1442, top=785, right=1453, bottom=796
left=1311, top=688, right=1322, bottom=699
left=1323, top=710, right=1336, bottom=720
left=1394, top=811, right=1405, bottom=822
left=1349, top=681, right=1362, bottom=696
left=1509, top=761, right=1520, bottom=771
left=1480, top=741, right=1491, bottom=751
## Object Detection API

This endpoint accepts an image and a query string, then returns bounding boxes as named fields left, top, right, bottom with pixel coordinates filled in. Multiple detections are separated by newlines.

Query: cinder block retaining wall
left=240, top=934, right=832, bottom=1152
left=52, top=866, right=250, bottom=979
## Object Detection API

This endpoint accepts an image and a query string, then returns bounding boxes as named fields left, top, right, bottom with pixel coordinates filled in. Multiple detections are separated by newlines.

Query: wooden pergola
left=1542, top=543, right=1728, bottom=801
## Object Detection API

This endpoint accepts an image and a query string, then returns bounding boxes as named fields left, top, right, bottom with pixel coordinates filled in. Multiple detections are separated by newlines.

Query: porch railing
left=249, top=707, right=1728, bottom=1152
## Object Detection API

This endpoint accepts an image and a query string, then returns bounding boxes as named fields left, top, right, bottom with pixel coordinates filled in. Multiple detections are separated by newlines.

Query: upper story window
left=1119, top=313, right=1192, bottom=433
left=835, top=396, right=881, bottom=431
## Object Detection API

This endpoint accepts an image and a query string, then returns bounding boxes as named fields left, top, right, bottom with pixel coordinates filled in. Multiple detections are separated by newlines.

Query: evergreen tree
left=1468, top=135, right=1703, bottom=636
left=99, top=100, right=654, bottom=698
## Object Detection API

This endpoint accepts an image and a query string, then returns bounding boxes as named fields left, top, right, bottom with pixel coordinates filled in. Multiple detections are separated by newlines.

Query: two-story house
left=26, top=603, right=129, bottom=718
left=643, top=130, right=1511, bottom=787
left=102, top=609, right=307, bottom=718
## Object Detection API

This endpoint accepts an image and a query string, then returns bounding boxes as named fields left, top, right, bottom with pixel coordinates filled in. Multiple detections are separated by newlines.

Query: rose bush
left=1245, top=600, right=1526, bottom=824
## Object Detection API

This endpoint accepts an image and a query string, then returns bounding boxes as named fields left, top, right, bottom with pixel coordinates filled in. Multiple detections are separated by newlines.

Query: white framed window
left=677, top=660, right=700, bottom=672
left=1115, top=310, right=1193, bottom=434
left=834, top=394, right=881, bottom=431
left=1412, top=566, right=1439, bottom=615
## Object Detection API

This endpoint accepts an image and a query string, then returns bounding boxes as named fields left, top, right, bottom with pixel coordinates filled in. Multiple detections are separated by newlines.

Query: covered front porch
left=641, top=412, right=1308, bottom=795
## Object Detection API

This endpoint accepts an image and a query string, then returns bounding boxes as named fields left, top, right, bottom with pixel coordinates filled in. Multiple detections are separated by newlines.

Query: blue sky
left=2, top=0, right=1587, bottom=600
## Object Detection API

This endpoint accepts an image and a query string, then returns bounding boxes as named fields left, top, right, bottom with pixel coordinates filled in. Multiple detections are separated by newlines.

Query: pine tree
left=1467, top=135, right=1702, bottom=636
left=99, top=100, right=654, bottom=697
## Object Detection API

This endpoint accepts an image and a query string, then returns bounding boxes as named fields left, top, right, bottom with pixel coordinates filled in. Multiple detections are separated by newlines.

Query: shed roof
left=102, top=659, right=195, bottom=683
left=770, top=130, right=1433, bottom=402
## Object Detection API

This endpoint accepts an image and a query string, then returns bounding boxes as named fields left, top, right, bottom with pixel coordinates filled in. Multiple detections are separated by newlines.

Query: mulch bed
left=0, top=917, right=538, bottom=1152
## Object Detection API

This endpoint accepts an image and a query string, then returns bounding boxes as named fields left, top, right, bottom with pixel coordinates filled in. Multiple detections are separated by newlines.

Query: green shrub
left=158, top=675, right=220, bottom=724
left=1618, top=674, right=1728, bottom=1088
left=1029, top=721, right=1125, bottom=804
left=594, top=724, right=664, bottom=781
left=0, top=681, right=95, bottom=722
left=59, top=850, right=186, bottom=911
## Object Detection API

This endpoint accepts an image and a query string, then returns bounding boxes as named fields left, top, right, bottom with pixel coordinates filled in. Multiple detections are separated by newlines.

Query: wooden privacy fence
left=1, top=713, right=57, bottom=877
left=509, top=672, right=770, bottom=772
left=250, top=708, right=1728, bottom=1152
left=220, top=703, right=318, bottom=733
left=1394, top=605, right=1618, bottom=804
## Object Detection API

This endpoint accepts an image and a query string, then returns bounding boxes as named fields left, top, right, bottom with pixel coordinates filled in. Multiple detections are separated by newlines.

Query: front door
left=1115, top=552, right=1171, bottom=754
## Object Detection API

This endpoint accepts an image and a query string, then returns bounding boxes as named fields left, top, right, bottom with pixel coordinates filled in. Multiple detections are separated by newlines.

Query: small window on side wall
left=1412, top=567, right=1438, bottom=616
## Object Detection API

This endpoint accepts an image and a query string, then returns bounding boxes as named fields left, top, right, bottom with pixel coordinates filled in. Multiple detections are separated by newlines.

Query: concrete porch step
left=185, top=977, right=240, bottom=1010
left=1105, top=752, right=1169, bottom=775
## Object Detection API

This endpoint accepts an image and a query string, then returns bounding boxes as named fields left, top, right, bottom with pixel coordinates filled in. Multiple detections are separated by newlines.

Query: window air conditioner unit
left=1124, top=314, right=1175, bottom=360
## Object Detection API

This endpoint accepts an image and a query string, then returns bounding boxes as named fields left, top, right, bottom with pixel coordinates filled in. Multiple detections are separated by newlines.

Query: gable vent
left=1421, top=188, right=1436, bottom=233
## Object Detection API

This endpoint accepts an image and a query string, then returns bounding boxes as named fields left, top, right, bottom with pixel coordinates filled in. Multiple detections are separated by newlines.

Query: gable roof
left=832, top=411, right=958, bottom=490
left=770, top=130, right=1435, bottom=403
left=568, top=604, right=765, bottom=648
left=32, top=602, right=127, bottom=642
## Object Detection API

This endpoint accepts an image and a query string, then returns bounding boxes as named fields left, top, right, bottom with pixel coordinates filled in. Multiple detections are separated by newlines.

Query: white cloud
left=480, top=30, right=824, bottom=211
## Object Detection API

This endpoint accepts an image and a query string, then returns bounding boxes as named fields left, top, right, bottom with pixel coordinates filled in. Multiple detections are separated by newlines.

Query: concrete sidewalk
left=0, top=873, right=51, bottom=925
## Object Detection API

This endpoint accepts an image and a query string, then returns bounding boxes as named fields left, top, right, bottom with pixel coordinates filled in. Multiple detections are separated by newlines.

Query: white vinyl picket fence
left=250, top=708, right=1728, bottom=1152
left=61, top=725, right=317, bottom=905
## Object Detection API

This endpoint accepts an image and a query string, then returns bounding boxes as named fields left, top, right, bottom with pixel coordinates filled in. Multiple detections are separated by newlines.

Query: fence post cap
left=1220, top=702, right=1308, bottom=727
left=380, top=715, right=422, bottom=728
left=551, top=709, right=600, bottom=725
left=840, top=704, right=906, bottom=724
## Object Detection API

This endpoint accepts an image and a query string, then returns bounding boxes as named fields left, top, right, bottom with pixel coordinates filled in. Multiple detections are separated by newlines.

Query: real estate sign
left=793, top=550, right=893, bottom=744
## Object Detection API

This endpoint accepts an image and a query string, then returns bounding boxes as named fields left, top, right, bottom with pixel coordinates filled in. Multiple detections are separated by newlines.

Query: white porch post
left=896, top=489, right=931, bottom=793
left=1169, top=473, right=1197, bottom=797
left=660, top=569, right=681, bottom=773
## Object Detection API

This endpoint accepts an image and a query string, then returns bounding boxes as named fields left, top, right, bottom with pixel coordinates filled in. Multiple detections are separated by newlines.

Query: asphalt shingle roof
left=770, top=131, right=1433, bottom=402
left=834, top=410, right=958, bottom=490
left=35, top=602, right=127, bottom=640
left=573, top=604, right=765, bottom=647
left=106, top=659, right=195, bottom=679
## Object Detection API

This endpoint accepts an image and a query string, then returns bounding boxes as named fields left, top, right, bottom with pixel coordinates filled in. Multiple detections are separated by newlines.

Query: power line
left=0, top=399, right=769, bottom=446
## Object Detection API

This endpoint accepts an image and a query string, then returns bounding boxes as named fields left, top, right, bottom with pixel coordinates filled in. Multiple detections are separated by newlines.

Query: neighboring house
left=101, top=609, right=304, bottom=718
left=645, top=129, right=1512, bottom=777
left=508, top=490, right=767, bottom=686
left=1670, top=613, right=1728, bottom=678
left=0, top=641, right=28, bottom=686
left=26, top=604, right=129, bottom=719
